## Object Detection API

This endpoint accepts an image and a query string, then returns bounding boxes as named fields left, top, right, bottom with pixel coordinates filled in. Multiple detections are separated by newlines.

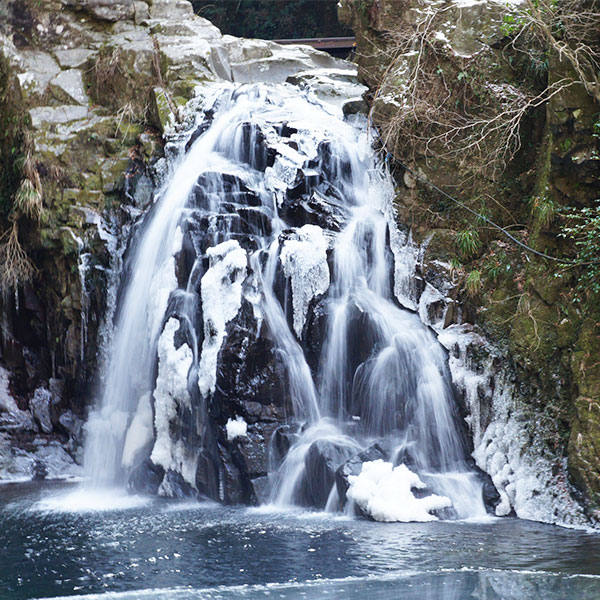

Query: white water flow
left=83, top=89, right=268, bottom=485
left=83, top=81, right=486, bottom=518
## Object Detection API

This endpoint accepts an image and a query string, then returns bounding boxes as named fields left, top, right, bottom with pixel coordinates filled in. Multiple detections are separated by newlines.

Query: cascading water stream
left=82, top=80, right=489, bottom=519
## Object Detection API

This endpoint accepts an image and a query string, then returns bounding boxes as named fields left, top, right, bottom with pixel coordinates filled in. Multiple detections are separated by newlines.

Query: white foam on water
left=161, top=499, right=221, bottom=512
left=32, top=487, right=152, bottom=513
left=29, top=568, right=600, bottom=600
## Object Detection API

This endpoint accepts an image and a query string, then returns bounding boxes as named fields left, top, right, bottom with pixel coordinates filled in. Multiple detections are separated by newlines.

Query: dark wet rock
left=30, top=388, right=53, bottom=434
left=343, top=98, right=369, bottom=116
left=478, top=467, right=502, bottom=513
left=129, top=459, right=165, bottom=495
left=393, top=443, right=418, bottom=469
left=302, top=297, right=328, bottom=372
left=271, top=424, right=298, bottom=467
left=297, top=440, right=356, bottom=509
left=218, top=442, right=250, bottom=505
left=233, top=424, right=277, bottom=478
left=57, top=410, right=84, bottom=449
left=238, top=400, right=284, bottom=424
left=250, top=475, right=271, bottom=503
left=160, top=469, right=194, bottom=498
left=32, top=459, right=48, bottom=480
left=184, top=110, right=214, bottom=152
left=195, top=446, right=221, bottom=500
left=214, top=299, right=288, bottom=414
left=279, top=186, right=344, bottom=232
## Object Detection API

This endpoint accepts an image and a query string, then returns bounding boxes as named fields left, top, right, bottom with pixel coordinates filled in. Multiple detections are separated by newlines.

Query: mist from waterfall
left=81, top=80, right=487, bottom=520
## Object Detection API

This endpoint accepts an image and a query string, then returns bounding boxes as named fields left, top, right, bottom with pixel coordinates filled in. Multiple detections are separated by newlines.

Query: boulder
left=30, top=388, right=53, bottom=434
left=335, top=443, right=387, bottom=504
left=148, top=0, right=194, bottom=19
left=54, top=48, right=95, bottom=69
left=296, top=440, right=356, bottom=509
left=49, top=69, right=88, bottom=106
left=63, top=0, right=135, bottom=22
left=57, top=410, right=84, bottom=444
left=129, top=459, right=165, bottom=495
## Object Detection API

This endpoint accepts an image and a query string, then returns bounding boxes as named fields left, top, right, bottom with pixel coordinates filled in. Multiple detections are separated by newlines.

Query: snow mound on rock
left=347, top=460, right=452, bottom=522
left=226, top=416, right=248, bottom=441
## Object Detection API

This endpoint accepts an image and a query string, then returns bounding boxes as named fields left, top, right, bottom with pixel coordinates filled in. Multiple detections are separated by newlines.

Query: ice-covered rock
left=0, top=367, right=35, bottom=432
left=30, top=387, right=53, bottom=434
left=347, top=460, right=452, bottom=522
left=439, top=325, right=587, bottom=526
left=150, top=318, right=194, bottom=480
left=198, top=240, right=247, bottom=397
left=0, top=432, right=82, bottom=482
left=280, top=224, right=330, bottom=337
left=122, top=393, right=153, bottom=469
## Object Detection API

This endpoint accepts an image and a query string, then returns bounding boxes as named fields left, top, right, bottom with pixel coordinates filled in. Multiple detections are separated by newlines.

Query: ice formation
left=225, top=416, right=248, bottom=441
left=197, top=240, right=247, bottom=397
left=280, top=224, right=330, bottom=337
left=438, top=326, right=587, bottom=526
left=150, top=318, right=193, bottom=479
left=347, top=460, right=452, bottom=522
left=0, top=367, right=34, bottom=432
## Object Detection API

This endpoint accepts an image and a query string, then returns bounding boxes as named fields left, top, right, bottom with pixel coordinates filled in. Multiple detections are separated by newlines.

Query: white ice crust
left=347, top=459, right=452, bottom=522
left=438, top=326, right=587, bottom=526
left=198, top=240, right=247, bottom=397
left=150, top=317, right=194, bottom=483
left=226, top=416, right=248, bottom=441
left=280, top=224, right=330, bottom=337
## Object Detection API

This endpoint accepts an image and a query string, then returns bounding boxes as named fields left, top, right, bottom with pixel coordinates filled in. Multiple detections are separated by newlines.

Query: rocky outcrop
left=0, top=0, right=349, bottom=482
left=340, top=0, right=600, bottom=525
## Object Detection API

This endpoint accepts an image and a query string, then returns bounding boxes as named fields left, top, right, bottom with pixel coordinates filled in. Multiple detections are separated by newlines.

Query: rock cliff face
left=0, top=0, right=345, bottom=481
left=339, top=0, right=600, bottom=524
left=1, top=0, right=598, bottom=528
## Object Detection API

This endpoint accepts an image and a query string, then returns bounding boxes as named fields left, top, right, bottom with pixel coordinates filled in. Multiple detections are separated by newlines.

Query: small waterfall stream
left=83, top=81, right=489, bottom=520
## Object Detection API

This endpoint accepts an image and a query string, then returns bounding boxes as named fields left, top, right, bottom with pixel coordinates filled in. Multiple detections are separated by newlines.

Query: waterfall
left=82, top=80, right=490, bottom=520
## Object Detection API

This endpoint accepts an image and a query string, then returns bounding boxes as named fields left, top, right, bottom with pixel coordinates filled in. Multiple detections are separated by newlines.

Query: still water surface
left=1, top=481, right=599, bottom=599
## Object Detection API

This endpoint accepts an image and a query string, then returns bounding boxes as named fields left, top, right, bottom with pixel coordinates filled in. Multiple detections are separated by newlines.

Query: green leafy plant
left=455, top=229, right=482, bottom=260
left=559, top=200, right=600, bottom=298
left=500, top=12, right=527, bottom=36
left=465, top=270, right=482, bottom=296
left=529, top=195, right=556, bottom=228
left=485, top=251, right=509, bottom=282
left=592, top=115, right=600, bottom=160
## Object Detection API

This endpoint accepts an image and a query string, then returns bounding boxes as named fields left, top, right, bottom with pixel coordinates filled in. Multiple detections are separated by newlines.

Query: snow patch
left=280, top=224, right=330, bottom=337
left=347, top=460, right=452, bottom=522
left=226, top=416, right=248, bottom=441
left=198, top=240, right=247, bottom=397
